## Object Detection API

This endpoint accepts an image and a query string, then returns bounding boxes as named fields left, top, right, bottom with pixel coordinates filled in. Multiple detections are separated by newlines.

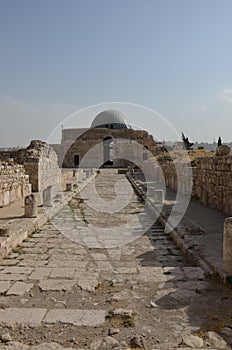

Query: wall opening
left=74, top=154, right=80, bottom=167
left=103, top=137, right=114, bottom=167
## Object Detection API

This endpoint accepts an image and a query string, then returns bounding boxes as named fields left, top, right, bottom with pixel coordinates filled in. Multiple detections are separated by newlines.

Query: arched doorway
left=143, top=146, right=149, bottom=161
left=103, top=137, right=114, bottom=167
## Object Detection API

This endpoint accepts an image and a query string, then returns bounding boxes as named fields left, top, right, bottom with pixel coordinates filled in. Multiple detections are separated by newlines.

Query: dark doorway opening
left=103, top=137, right=114, bottom=167
left=74, top=154, right=80, bottom=167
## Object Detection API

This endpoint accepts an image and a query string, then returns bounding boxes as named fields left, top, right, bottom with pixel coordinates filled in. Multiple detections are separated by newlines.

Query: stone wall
left=144, top=154, right=232, bottom=216
left=0, top=141, right=60, bottom=193
left=143, top=158, right=193, bottom=196
left=0, top=160, right=31, bottom=207
left=193, top=155, right=232, bottom=215
left=37, top=141, right=60, bottom=193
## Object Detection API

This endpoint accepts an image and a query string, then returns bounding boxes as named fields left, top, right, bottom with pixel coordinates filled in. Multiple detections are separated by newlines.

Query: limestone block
left=223, top=217, right=232, bottom=274
left=43, top=186, right=53, bottom=207
left=152, top=189, right=164, bottom=204
left=24, top=194, right=37, bottom=218
left=66, top=183, right=73, bottom=191
left=85, top=170, right=90, bottom=179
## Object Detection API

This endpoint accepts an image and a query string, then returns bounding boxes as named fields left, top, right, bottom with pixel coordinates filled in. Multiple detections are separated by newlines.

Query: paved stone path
left=130, top=171, right=228, bottom=279
left=0, top=170, right=231, bottom=349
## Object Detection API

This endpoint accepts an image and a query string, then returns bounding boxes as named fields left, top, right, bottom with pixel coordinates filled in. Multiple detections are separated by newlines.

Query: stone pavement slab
left=77, top=278, right=99, bottom=291
left=18, top=260, right=48, bottom=267
left=0, top=342, right=77, bottom=349
left=0, top=281, right=12, bottom=294
left=95, top=260, right=113, bottom=270
left=47, top=260, right=87, bottom=268
left=0, top=273, right=27, bottom=281
left=30, top=343, right=75, bottom=350
left=183, top=267, right=205, bottom=280
left=44, top=309, right=106, bottom=326
left=29, top=267, right=52, bottom=280
left=6, top=282, right=34, bottom=295
left=38, top=279, right=76, bottom=291
left=0, top=343, right=29, bottom=350
left=0, top=308, right=46, bottom=325
left=49, top=267, right=75, bottom=278
left=3, top=266, right=34, bottom=274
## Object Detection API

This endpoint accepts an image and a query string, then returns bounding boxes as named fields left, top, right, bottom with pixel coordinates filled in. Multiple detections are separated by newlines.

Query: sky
left=0, top=0, right=232, bottom=147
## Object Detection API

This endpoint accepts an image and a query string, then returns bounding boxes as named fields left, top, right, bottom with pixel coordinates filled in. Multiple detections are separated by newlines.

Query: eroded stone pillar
left=85, top=170, right=90, bottom=179
left=66, top=183, right=73, bottom=192
left=24, top=194, right=37, bottom=218
left=223, top=217, right=232, bottom=275
left=128, top=166, right=134, bottom=175
left=152, top=189, right=164, bottom=205
left=0, top=228, right=9, bottom=236
left=43, top=186, right=53, bottom=207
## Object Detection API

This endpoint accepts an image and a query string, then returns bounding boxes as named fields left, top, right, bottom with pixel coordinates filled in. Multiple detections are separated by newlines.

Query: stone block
left=0, top=273, right=27, bottom=281
left=50, top=268, right=75, bottom=279
left=223, top=217, right=232, bottom=274
left=85, top=170, right=90, bottom=178
left=6, top=282, right=34, bottom=295
left=38, top=279, right=76, bottom=291
left=24, top=194, right=37, bottom=218
left=3, top=267, right=34, bottom=274
left=44, top=309, right=106, bottom=326
left=66, top=183, right=73, bottom=191
left=153, top=189, right=164, bottom=204
left=183, top=267, right=205, bottom=280
left=0, top=281, right=12, bottom=294
left=29, top=267, right=52, bottom=280
left=0, top=308, right=46, bottom=325
left=43, top=186, right=53, bottom=207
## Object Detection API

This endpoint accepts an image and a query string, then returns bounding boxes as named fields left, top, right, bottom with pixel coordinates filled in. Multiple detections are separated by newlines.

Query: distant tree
left=218, top=137, right=222, bottom=147
left=182, top=132, right=194, bottom=150
left=198, top=146, right=204, bottom=150
left=162, top=146, right=168, bottom=153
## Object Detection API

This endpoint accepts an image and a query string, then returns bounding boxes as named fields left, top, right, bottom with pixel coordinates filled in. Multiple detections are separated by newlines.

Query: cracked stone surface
left=0, top=170, right=231, bottom=349
left=44, top=309, right=106, bottom=326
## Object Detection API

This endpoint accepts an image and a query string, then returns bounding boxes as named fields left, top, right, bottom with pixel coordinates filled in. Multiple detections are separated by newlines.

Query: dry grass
left=155, top=149, right=215, bottom=163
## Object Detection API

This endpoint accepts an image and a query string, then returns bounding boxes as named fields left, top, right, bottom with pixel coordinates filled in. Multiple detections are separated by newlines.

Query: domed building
left=52, top=109, right=160, bottom=168
left=90, top=109, right=128, bottom=130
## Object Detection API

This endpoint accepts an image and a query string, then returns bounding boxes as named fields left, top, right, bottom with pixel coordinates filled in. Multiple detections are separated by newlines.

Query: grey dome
left=91, top=109, right=128, bottom=129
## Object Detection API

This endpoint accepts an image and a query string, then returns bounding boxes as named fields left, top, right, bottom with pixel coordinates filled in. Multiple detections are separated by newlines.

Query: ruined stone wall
left=0, top=141, right=60, bottom=193
left=37, top=142, right=60, bottom=193
left=193, top=155, right=232, bottom=215
left=0, top=160, right=31, bottom=207
left=143, top=159, right=193, bottom=196
left=144, top=154, right=232, bottom=216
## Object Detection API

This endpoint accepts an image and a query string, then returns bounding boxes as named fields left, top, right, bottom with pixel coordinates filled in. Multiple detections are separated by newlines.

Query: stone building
left=52, top=109, right=160, bottom=168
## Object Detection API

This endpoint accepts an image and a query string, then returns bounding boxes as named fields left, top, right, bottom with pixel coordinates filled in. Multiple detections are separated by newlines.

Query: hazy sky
left=1, top=0, right=232, bottom=147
